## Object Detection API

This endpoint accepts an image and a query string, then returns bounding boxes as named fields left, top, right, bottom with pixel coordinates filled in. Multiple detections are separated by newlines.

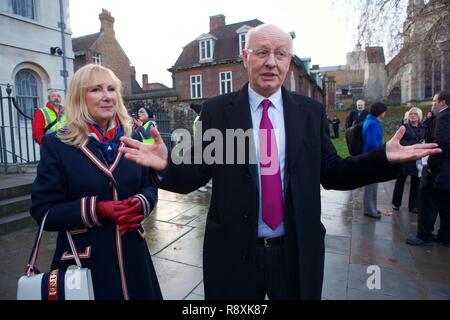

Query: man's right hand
left=119, top=127, right=169, bottom=172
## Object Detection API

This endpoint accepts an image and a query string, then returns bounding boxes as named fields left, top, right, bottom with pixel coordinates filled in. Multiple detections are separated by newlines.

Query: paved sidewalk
left=1, top=180, right=449, bottom=300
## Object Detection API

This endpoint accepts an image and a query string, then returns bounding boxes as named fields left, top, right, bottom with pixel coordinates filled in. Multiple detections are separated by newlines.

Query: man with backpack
left=346, top=99, right=369, bottom=129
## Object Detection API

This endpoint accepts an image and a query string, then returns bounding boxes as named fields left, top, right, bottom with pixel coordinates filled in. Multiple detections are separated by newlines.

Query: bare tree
left=336, top=0, right=450, bottom=60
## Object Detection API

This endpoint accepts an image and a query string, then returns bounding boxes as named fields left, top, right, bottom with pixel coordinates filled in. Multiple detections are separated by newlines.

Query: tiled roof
left=72, top=33, right=101, bottom=52
left=171, top=19, right=263, bottom=70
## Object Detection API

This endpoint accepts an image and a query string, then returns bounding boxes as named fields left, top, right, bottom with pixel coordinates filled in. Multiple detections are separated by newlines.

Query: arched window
left=14, top=69, right=41, bottom=121
left=12, top=0, right=35, bottom=19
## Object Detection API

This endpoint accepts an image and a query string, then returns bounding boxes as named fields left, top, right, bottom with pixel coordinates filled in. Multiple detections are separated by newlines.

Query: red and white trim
left=116, top=225, right=129, bottom=300
left=90, top=196, right=102, bottom=227
left=61, top=246, right=92, bottom=261
left=134, top=194, right=151, bottom=218
left=81, top=197, right=95, bottom=229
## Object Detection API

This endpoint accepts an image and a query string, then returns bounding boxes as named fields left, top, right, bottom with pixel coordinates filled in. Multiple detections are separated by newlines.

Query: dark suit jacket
left=156, top=84, right=396, bottom=299
left=428, top=107, right=450, bottom=191
left=346, top=109, right=369, bottom=129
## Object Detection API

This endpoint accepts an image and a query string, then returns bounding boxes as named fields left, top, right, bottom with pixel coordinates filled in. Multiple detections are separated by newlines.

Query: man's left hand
left=386, top=126, right=442, bottom=164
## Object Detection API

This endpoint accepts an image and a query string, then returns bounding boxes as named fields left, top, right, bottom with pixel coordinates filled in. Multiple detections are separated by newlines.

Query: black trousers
left=254, top=244, right=295, bottom=300
left=417, top=171, right=450, bottom=243
left=392, top=175, right=421, bottom=209
left=333, top=127, right=339, bottom=138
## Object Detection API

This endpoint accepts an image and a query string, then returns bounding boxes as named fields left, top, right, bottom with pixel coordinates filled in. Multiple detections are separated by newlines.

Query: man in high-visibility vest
left=136, top=109, right=157, bottom=144
left=32, top=89, right=66, bottom=146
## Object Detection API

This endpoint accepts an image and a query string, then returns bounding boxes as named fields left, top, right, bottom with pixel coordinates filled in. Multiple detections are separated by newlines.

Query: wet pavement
left=1, top=179, right=449, bottom=300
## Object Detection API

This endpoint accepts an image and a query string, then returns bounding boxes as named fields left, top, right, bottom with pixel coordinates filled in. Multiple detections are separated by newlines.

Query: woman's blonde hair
left=58, top=64, right=132, bottom=147
left=408, top=106, right=423, bottom=122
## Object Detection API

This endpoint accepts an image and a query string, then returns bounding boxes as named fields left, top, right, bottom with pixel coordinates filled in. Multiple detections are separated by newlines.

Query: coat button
left=241, top=254, right=248, bottom=260
left=242, top=212, right=249, bottom=219
left=108, top=181, right=113, bottom=187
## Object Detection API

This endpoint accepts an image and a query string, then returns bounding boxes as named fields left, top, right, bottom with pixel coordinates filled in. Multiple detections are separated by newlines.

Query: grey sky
left=69, top=0, right=359, bottom=87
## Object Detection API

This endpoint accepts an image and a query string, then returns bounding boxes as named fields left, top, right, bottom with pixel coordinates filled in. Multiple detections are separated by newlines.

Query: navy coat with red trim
left=30, top=132, right=162, bottom=300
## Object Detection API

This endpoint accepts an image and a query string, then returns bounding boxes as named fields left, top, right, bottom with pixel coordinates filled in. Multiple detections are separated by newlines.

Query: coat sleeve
left=30, top=135, right=102, bottom=231
left=319, top=105, right=398, bottom=190
left=133, top=165, right=158, bottom=219
left=152, top=105, right=212, bottom=194
left=32, top=109, right=45, bottom=146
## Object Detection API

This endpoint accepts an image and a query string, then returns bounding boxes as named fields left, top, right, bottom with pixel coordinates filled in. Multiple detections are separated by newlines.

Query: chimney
left=99, top=9, right=115, bottom=34
left=209, top=14, right=225, bottom=31
left=142, top=74, right=149, bottom=89
left=130, top=66, right=136, bottom=80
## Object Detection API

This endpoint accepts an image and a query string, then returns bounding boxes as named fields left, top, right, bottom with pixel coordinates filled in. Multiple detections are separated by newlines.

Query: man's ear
left=243, top=49, right=249, bottom=68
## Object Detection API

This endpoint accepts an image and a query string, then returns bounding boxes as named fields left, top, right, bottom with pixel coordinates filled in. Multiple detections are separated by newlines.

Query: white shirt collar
left=248, top=86, right=283, bottom=113
left=439, top=105, right=449, bottom=113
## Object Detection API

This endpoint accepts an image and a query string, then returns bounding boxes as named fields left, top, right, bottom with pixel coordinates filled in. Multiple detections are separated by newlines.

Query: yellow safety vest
left=40, top=106, right=66, bottom=134
left=139, top=121, right=155, bottom=144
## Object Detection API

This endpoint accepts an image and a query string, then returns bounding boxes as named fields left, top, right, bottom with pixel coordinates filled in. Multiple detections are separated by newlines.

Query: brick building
left=168, top=14, right=323, bottom=103
left=72, top=9, right=139, bottom=95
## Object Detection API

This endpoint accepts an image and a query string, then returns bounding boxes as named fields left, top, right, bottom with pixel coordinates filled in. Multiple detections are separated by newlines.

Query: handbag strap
left=26, top=212, right=82, bottom=276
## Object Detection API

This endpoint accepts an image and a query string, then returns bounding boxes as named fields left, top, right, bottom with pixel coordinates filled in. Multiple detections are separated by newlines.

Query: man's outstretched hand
left=119, top=127, right=169, bottom=171
left=386, top=125, right=441, bottom=164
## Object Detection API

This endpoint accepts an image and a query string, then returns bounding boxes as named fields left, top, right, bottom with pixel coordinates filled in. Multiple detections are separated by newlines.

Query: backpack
left=345, top=121, right=364, bottom=156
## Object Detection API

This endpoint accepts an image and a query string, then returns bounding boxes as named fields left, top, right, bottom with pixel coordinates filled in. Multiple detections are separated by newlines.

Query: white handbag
left=17, top=213, right=95, bottom=300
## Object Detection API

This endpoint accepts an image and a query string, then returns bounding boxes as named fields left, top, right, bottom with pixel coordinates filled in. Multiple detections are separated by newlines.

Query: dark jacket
left=155, top=84, right=397, bottom=300
left=346, top=109, right=368, bottom=129
left=427, top=107, right=450, bottom=191
left=31, top=133, right=162, bottom=300
left=399, top=123, right=426, bottom=176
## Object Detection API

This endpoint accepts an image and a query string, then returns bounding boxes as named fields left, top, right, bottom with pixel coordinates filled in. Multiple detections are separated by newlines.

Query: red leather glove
left=98, top=198, right=143, bottom=235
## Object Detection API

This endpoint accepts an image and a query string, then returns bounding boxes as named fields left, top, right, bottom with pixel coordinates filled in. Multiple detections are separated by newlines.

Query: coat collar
left=79, top=139, right=124, bottom=188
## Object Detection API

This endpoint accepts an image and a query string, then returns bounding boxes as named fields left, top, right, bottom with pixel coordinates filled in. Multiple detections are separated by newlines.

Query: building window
left=93, top=53, right=102, bottom=65
left=199, top=40, right=213, bottom=61
left=239, top=33, right=246, bottom=56
left=190, top=75, right=202, bottom=99
left=290, top=71, right=296, bottom=92
left=219, top=72, right=232, bottom=95
left=14, top=69, right=41, bottom=122
left=12, top=0, right=35, bottom=19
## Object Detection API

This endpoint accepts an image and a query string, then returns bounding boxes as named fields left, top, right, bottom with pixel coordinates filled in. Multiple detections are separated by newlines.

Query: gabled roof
left=171, top=19, right=263, bottom=70
left=72, top=33, right=101, bottom=52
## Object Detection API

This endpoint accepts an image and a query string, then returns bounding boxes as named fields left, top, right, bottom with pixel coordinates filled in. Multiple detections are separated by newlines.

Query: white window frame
left=199, top=39, right=213, bottom=61
left=14, top=69, right=41, bottom=123
left=12, top=0, right=35, bottom=19
left=219, top=71, right=232, bottom=95
left=93, top=53, right=102, bottom=65
left=239, top=33, right=246, bottom=56
left=190, top=75, right=202, bottom=99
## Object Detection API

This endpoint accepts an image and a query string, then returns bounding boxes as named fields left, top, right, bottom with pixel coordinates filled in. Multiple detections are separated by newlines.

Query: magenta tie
left=259, top=99, right=284, bottom=230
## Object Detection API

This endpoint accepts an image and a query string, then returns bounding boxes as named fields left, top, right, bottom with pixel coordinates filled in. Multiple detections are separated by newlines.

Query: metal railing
left=0, top=84, right=39, bottom=172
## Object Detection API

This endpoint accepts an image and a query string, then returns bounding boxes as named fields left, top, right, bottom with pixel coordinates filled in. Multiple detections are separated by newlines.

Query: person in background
left=407, top=91, right=450, bottom=247
left=332, top=115, right=340, bottom=138
left=32, top=89, right=66, bottom=146
left=30, top=64, right=162, bottom=299
left=135, top=107, right=157, bottom=144
left=391, top=107, right=426, bottom=213
left=362, top=102, right=388, bottom=219
left=345, top=99, right=368, bottom=129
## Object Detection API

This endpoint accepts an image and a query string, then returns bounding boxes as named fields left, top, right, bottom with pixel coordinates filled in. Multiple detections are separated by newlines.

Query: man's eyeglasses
left=247, top=48, right=291, bottom=61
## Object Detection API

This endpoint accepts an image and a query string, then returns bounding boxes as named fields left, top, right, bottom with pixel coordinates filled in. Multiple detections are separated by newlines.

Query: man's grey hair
left=245, top=24, right=294, bottom=54
left=48, top=89, right=61, bottom=99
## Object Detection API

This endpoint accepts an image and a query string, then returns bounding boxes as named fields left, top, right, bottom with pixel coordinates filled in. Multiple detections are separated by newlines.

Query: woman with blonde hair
left=30, top=64, right=162, bottom=299
left=392, top=106, right=426, bottom=213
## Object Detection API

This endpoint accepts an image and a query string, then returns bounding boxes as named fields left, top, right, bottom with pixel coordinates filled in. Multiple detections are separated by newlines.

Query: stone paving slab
left=1, top=182, right=449, bottom=300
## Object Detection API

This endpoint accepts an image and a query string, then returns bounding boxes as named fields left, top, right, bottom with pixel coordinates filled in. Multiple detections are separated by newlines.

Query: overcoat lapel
left=282, top=87, right=306, bottom=193
left=224, top=84, right=259, bottom=191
